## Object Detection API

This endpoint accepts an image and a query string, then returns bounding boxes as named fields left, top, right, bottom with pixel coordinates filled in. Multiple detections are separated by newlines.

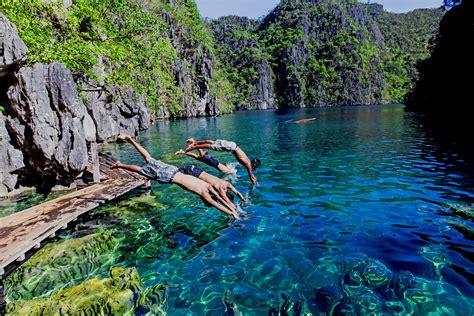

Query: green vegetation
left=210, top=16, right=269, bottom=109
left=0, top=0, right=233, bottom=116
left=1, top=0, right=444, bottom=113
left=370, top=6, right=445, bottom=103
left=211, top=0, right=444, bottom=107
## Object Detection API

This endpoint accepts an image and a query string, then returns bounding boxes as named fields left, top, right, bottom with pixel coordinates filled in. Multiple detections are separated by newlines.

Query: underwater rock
left=313, top=255, right=474, bottom=315
left=175, top=282, right=199, bottom=309
left=4, top=232, right=117, bottom=301
left=6, top=267, right=167, bottom=316
left=232, top=284, right=274, bottom=309
left=223, top=289, right=242, bottom=316
left=403, top=276, right=473, bottom=315
left=347, top=259, right=392, bottom=289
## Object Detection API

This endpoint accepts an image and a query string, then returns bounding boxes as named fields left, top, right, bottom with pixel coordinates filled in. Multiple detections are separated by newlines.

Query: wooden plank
left=0, top=153, right=145, bottom=277
left=91, top=142, right=101, bottom=183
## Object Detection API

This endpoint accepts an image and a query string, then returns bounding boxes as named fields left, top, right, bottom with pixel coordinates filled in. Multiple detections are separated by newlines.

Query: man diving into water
left=110, top=134, right=240, bottom=219
left=184, top=138, right=260, bottom=185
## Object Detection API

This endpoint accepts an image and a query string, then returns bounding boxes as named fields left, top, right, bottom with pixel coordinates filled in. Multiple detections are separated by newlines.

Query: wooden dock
left=0, top=153, right=145, bottom=277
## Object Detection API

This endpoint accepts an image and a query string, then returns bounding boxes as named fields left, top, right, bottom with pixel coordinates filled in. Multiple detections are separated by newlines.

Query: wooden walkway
left=0, top=153, right=145, bottom=277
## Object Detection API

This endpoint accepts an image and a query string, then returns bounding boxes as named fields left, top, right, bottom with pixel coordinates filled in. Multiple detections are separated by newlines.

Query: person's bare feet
left=186, top=138, right=196, bottom=143
left=174, top=149, right=186, bottom=155
left=111, top=161, right=121, bottom=169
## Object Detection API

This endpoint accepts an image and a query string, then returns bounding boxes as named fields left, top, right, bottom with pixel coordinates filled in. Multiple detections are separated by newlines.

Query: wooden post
left=91, top=142, right=100, bottom=183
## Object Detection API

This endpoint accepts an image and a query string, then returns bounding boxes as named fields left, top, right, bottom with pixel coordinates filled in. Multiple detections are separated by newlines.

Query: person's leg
left=186, top=143, right=213, bottom=152
left=187, top=139, right=213, bottom=145
left=174, top=150, right=200, bottom=159
left=217, top=163, right=232, bottom=174
left=120, top=134, right=151, bottom=162
left=111, top=161, right=142, bottom=173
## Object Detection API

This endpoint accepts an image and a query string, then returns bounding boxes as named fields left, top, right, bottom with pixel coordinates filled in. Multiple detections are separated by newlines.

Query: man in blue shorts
left=174, top=148, right=235, bottom=175
left=184, top=138, right=260, bottom=185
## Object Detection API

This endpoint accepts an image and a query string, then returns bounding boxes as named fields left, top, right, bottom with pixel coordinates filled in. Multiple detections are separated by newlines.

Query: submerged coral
left=6, top=267, right=167, bottom=316
left=4, top=232, right=117, bottom=301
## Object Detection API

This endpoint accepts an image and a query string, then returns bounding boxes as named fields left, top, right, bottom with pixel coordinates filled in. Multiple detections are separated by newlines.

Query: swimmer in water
left=285, top=117, right=317, bottom=124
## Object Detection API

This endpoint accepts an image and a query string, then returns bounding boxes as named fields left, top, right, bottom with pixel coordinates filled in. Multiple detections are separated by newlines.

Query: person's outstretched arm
left=119, top=134, right=151, bottom=163
left=228, top=183, right=248, bottom=203
left=201, top=193, right=239, bottom=219
left=209, top=186, right=236, bottom=212
left=246, top=165, right=257, bottom=185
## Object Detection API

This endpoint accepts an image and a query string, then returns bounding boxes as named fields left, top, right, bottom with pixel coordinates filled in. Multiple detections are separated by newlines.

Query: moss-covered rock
left=6, top=267, right=167, bottom=316
left=4, top=231, right=117, bottom=301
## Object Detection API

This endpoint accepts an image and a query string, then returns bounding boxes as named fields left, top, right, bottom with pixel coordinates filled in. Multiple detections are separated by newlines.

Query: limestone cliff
left=210, top=16, right=276, bottom=110
left=0, top=13, right=149, bottom=194
left=210, top=0, right=444, bottom=108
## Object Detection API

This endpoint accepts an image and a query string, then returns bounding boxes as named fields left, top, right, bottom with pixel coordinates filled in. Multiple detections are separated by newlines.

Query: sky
left=195, top=0, right=443, bottom=19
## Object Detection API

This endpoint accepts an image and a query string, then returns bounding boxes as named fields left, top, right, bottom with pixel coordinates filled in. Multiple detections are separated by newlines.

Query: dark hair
left=251, top=159, right=261, bottom=170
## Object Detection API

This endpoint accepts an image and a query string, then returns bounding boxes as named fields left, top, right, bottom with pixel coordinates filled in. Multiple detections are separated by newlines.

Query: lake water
left=3, top=105, right=474, bottom=314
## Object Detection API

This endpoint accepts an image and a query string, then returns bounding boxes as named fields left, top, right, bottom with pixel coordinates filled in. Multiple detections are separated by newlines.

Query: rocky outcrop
left=4, top=62, right=89, bottom=190
left=210, top=0, right=443, bottom=108
left=77, top=75, right=150, bottom=142
left=171, top=49, right=220, bottom=118
left=211, top=16, right=276, bottom=110
left=0, top=13, right=28, bottom=77
left=0, top=14, right=149, bottom=194
left=257, top=0, right=388, bottom=107
left=6, top=267, right=167, bottom=316
left=0, top=114, right=24, bottom=196
left=159, top=5, right=221, bottom=119
left=4, top=232, right=117, bottom=301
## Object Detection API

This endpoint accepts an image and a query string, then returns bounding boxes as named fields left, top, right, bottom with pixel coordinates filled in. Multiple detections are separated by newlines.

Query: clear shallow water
left=4, top=105, right=474, bottom=314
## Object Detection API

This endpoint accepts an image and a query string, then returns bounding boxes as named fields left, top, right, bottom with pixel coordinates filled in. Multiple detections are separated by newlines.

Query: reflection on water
left=3, top=105, right=474, bottom=314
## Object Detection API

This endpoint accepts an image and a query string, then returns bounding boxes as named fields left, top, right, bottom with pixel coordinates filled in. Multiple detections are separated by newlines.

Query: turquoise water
left=5, top=105, right=474, bottom=314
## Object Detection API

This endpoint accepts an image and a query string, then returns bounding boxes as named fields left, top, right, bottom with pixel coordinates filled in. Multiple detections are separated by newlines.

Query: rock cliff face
left=159, top=5, right=220, bottom=119
left=0, top=13, right=27, bottom=77
left=406, top=0, right=473, bottom=114
left=0, top=14, right=149, bottom=194
left=0, top=114, right=24, bottom=195
left=210, top=16, right=275, bottom=110
left=5, top=63, right=89, bottom=189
